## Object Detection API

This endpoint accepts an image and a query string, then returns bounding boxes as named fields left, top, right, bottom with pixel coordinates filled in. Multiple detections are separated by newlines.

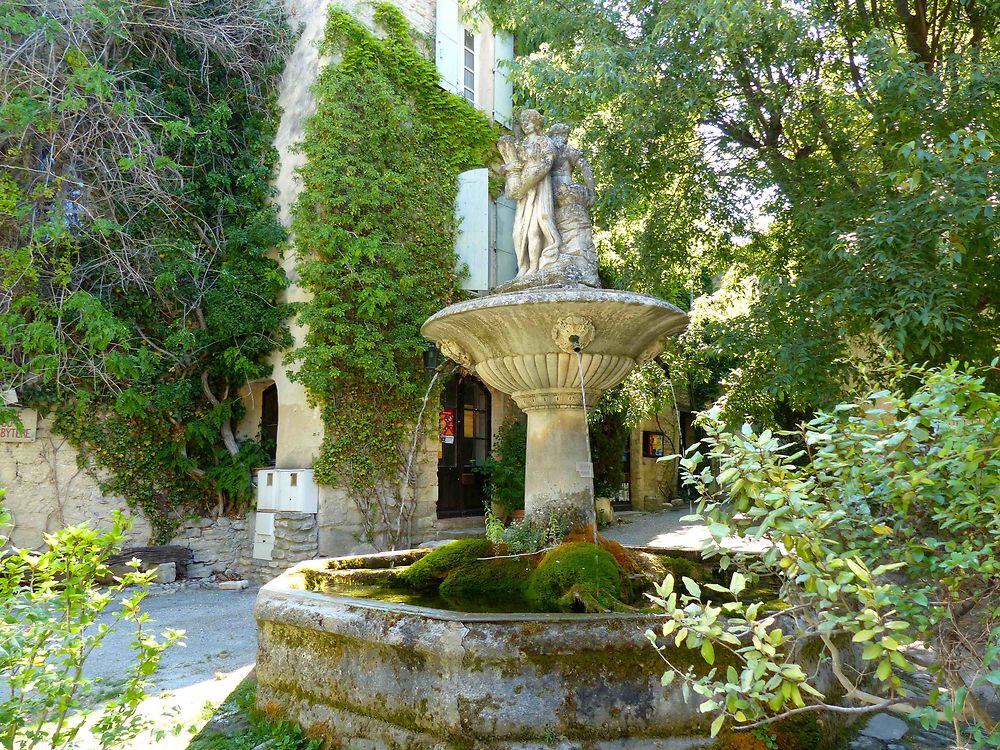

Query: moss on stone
left=439, top=556, right=534, bottom=600
left=659, top=554, right=712, bottom=582
left=397, top=538, right=493, bottom=591
left=525, top=542, right=628, bottom=612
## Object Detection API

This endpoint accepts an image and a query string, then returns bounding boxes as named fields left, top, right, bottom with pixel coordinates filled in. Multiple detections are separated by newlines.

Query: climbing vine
left=0, top=0, right=291, bottom=540
left=289, top=3, right=497, bottom=546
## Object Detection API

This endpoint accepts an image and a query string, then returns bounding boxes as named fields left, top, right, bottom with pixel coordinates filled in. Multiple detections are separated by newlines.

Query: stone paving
left=601, top=506, right=770, bottom=553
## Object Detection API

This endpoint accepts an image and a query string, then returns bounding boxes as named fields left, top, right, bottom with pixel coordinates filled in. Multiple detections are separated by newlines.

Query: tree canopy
left=478, top=0, right=1000, bottom=422
left=0, top=0, right=291, bottom=538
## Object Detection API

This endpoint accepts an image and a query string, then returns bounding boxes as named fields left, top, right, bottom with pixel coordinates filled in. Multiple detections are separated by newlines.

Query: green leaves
left=0, top=507, right=182, bottom=749
left=481, top=0, right=1000, bottom=425
left=287, top=4, right=496, bottom=545
left=646, top=364, right=1000, bottom=740
left=1, top=0, right=291, bottom=538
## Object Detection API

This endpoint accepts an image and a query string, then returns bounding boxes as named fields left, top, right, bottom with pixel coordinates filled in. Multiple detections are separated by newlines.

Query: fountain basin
left=421, top=289, right=688, bottom=526
left=254, top=552, right=715, bottom=750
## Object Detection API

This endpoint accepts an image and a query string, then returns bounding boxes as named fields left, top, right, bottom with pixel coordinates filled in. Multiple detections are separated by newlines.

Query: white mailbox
left=256, top=469, right=279, bottom=511
left=253, top=511, right=275, bottom=561
left=276, top=469, right=319, bottom=513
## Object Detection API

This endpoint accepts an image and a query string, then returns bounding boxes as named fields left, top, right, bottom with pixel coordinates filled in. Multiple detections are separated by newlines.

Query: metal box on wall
left=275, top=469, right=319, bottom=513
left=256, top=469, right=279, bottom=511
left=253, top=511, right=275, bottom=560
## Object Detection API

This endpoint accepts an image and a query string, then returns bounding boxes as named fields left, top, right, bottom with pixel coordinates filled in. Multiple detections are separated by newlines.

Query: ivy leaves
left=288, top=4, right=496, bottom=544
left=1, top=0, right=291, bottom=539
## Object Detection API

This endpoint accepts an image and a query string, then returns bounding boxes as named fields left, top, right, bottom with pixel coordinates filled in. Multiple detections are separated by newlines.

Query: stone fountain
left=254, top=112, right=708, bottom=749
left=422, top=110, right=687, bottom=528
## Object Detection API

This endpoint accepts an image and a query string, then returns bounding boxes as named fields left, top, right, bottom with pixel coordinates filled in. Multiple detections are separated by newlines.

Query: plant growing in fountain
left=484, top=506, right=570, bottom=555
left=647, top=362, right=1000, bottom=745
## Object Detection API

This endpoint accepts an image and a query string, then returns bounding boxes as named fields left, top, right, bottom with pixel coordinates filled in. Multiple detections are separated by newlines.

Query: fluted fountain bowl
left=421, top=288, right=688, bottom=526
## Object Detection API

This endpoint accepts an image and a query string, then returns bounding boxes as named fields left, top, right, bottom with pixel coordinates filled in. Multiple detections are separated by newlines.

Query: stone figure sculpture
left=497, top=109, right=560, bottom=277
left=549, top=123, right=600, bottom=288
left=497, top=112, right=601, bottom=289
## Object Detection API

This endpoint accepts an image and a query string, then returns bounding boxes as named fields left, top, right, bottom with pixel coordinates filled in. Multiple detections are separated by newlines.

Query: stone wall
left=0, top=415, right=152, bottom=549
left=628, top=413, right=682, bottom=511
left=169, top=516, right=251, bottom=579
left=242, top=511, right=319, bottom=583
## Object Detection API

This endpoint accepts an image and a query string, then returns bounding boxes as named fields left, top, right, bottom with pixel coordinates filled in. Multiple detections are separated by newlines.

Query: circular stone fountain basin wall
left=255, top=555, right=715, bottom=750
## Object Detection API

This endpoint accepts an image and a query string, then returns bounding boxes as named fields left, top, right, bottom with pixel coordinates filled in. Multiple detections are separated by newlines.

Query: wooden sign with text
left=0, top=409, right=37, bottom=442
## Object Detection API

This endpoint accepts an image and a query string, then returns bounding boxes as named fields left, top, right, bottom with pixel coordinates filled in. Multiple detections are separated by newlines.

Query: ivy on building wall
left=289, top=3, right=497, bottom=545
left=0, top=0, right=291, bottom=540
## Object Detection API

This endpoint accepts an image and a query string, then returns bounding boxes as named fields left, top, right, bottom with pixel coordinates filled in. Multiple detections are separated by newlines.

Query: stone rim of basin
left=265, top=545, right=709, bottom=623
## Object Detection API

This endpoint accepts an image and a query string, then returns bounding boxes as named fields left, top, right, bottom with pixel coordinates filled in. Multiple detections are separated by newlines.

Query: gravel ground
left=72, top=581, right=260, bottom=749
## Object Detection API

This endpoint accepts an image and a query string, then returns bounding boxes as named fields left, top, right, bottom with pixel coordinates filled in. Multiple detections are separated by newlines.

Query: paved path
left=602, top=506, right=769, bottom=553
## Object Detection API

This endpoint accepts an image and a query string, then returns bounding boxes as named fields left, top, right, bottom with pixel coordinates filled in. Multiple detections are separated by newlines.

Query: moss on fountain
left=525, top=541, right=630, bottom=611
left=294, top=536, right=737, bottom=614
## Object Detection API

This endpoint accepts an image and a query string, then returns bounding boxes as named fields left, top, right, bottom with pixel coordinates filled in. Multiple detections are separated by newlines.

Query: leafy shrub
left=484, top=507, right=570, bottom=555
left=0, top=498, right=182, bottom=750
left=478, top=419, right=527, bottom=517
left=649, top=362, right=1000, bottom=743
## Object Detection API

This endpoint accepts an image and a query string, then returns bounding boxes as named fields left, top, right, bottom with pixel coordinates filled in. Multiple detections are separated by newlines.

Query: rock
left=218, top=580, right=248, bottom=590
left=861, top=713, right=909, bottom=742
left=152, top=562, right=176, bottom=583
left=348, top=543, right=377, bottom=555
left=849, top=737, right=884, bottom=750
left=184, top=562, right=214, bottom=579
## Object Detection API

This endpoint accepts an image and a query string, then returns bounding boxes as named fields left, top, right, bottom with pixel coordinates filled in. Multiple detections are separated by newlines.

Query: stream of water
left=574, top=348, right=598, bottom=546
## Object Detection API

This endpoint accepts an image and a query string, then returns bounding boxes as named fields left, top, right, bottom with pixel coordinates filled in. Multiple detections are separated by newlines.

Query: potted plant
left=477, top=418, right=527, bottom=523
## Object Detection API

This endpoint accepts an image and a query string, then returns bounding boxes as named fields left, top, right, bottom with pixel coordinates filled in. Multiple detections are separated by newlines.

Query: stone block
left=218, top=580, right=249, bottom=590
left=152, top=563, right=176, bottom=584
left=861, top=714, right=908, bottom=742
left=184, top=562, right=214, bottom=579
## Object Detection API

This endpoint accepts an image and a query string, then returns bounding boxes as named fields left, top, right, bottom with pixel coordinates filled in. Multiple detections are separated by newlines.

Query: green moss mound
left=439, top=557, right=534, bottom=599
left=526, top=542, right=628, bottom=612
left=398, top=538, right=493, bottom=591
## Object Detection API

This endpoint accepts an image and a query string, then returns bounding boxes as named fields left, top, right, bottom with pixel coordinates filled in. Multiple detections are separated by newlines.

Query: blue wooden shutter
left=493, top=32, right=514, bottom=127
left=435, top=0, right=462, bottom=94
left=455, top=168, right=490, bottom=291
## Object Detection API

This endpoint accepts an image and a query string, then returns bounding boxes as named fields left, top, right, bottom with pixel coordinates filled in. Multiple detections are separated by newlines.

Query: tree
left=476, top=0, right=999, bottom=423
left=648, top=362, right=1000, bottom=746
left=0, top=0, right=292, bottom=538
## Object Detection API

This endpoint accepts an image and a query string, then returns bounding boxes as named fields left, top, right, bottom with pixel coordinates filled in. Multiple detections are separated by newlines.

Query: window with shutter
left=462, top=30, right=476, bottom=103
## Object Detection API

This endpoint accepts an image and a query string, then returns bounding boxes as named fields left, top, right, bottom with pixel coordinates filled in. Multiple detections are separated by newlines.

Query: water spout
left=573, top=348, right=598, bottom=546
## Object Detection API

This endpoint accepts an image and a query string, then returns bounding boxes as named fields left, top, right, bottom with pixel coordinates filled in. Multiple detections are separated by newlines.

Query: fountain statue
left=422, top=110, right=687, bottom=529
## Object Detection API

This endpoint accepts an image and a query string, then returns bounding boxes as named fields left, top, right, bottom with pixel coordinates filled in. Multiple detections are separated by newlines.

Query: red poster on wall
left=440, top=408, right=455, bottom=444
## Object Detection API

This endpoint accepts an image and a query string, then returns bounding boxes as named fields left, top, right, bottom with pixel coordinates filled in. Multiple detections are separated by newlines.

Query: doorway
left=437, top=374, right=491, bottom=518
left=260, top=383, right=279, bottom=466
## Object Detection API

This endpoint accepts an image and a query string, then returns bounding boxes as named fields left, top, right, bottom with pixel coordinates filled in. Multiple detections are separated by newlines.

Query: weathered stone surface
left=422, top=288, right=687, bottom=527
left=254, top=555, right=845, bottom=750
left=152, top=562, right=176, bottom=583
left=218, top=580, right=249, bottom=590
left=861, top=714, right=909, bottom=742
